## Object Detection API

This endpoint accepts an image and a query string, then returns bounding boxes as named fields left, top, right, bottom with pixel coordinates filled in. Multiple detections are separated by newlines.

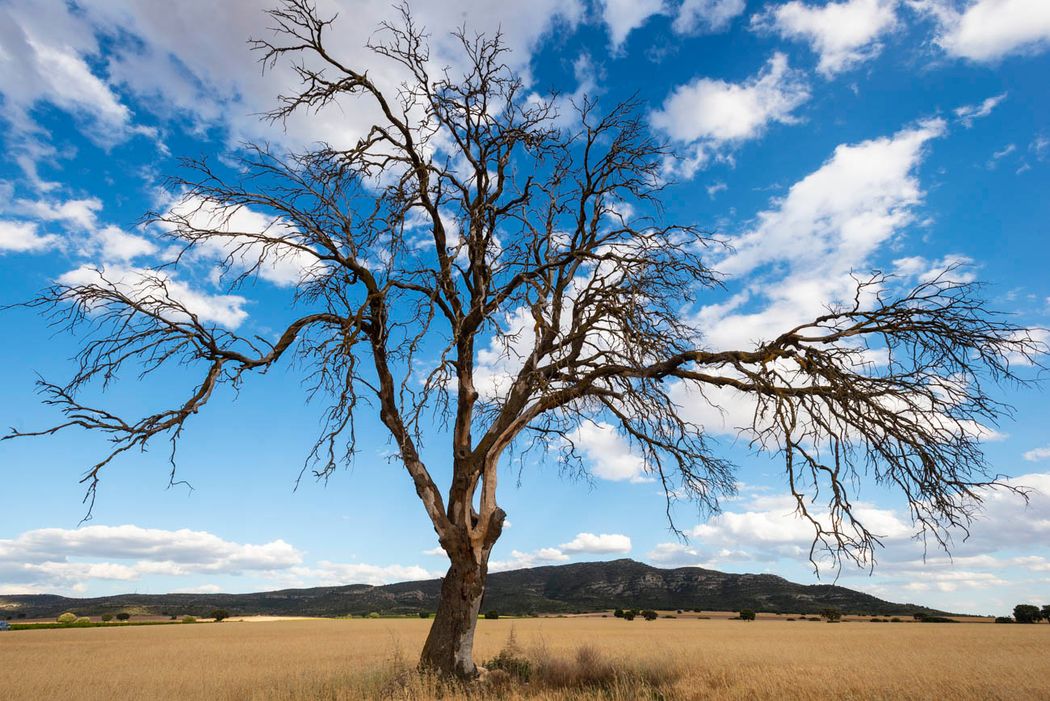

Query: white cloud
left=954, top=92, right=1007, bottom=127
left=58, top=264, right=249, bottom=329
left=15, top=196, right=102, bottom=231
left=1024, top=447, right=1050, bottom=462
left=288, top=562, right=434, bottom=587
left=673, top=0, right=747, bottom=34
left=702, top=119, right=945, bottom=351
left=755, top=0, right=899, bottom=77
left=568, top=421, right=650, bottom=482
left=916, top=0, right=1050, bottom=62
left=9, top=196, right=157, bottom=262
left=600, top=0, right=666, bottom=49
left=164, top=195, right=322, bottom=288
left=651, top=53, right=809, bottom=175
left=0, top=220, right=57, bottom=253
left=489, top=547, right=570, bottom=572
left=0, top=525, right=302, bottom=592
left=0, top=524, right=439, bottom=594
left=92, top=226, right=159, bottom=261
left=669, top=473, right=1050, bottom=610
left=559, top=532, right=632, bottom=554
left=0, top=0, right=584, bottom=187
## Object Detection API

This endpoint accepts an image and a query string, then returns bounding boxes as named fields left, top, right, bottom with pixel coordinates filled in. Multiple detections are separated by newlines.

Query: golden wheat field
left=3, top=617, right=1049, bottom=700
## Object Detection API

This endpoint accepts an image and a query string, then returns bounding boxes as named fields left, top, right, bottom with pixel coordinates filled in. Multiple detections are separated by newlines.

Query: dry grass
left=1, top=617, right=1048, bottom=700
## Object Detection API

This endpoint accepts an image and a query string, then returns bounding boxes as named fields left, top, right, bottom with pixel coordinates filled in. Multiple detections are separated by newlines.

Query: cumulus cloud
left=600, top=0, right=666, bottom=50
left=0, top=220, right=57, bottom=253
left=567, top=421, right=651, bottom=482
left=701, top=119, right=945, bottom=352
left=648, top=472, right=1050, bottom=611
left=489, top=532, right=632, bottom=571
left=559, top=532, right=632, bottom=554
left=489, top=547, right=570, bottom=572
left=0, top=524, right=437, bottom=594
left=0, top=0, right=584, bottom=181
left=651, top=53, right=809, bottom=176
left=286, top=562, right=435, bottom=587
left=915, top=0, right=1050, bottom=62
left=6, top=195, right=158, bottom=262
left=754, top=0, right=899, bottom=77
left=58, top=264, right=250, bottom=329
left=1024, top=446, right=1050, bottom=462
left=0, top=525, right=301, bottom=592
left=673, top=0, right=747, bottom=33
left=954, top=92, right=1007, bottom=127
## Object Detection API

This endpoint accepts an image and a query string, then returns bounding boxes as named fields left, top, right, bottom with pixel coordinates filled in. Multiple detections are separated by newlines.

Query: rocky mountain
left=0, top=559, right=947, bottom=619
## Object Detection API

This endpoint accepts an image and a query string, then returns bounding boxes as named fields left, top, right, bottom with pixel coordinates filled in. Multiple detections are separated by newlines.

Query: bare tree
left=5, top=0, right=1045, bottom=679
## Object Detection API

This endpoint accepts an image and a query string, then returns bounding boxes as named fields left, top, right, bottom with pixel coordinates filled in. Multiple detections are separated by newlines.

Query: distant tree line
left=997, top=604, right=1050, bottom=624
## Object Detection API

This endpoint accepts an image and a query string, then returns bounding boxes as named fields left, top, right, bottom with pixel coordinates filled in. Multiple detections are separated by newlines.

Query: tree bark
left=419, top=555, right=489, bottom=678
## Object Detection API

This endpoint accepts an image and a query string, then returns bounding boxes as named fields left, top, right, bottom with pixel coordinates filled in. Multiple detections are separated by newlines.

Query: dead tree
left=5, top=1, right=1044, bottom=679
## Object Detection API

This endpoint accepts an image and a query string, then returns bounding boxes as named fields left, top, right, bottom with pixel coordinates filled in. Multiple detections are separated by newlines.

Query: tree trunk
left=419, top=555, right=488, bottom=679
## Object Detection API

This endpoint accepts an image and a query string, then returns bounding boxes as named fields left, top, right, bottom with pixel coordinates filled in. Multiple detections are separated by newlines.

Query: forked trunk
left=419, top=555, right=488, bottom=679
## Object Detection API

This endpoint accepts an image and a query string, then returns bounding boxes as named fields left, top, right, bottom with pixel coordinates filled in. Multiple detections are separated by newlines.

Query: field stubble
left=2, top=617, right=1048, bottom=700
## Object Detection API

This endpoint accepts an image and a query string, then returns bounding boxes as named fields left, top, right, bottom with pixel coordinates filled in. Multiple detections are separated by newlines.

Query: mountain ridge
left=0, top=558, right=951, bottom=619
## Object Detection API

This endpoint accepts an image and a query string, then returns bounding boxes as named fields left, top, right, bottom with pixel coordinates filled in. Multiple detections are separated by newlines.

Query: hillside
left=0, top=559, right=947, bottom=619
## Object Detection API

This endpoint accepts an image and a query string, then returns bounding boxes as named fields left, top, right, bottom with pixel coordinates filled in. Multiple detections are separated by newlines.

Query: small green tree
left=622, top=611, right=636, bottom=621
left=1041, top=605, right=1050, bottom=623
left=484, top=611, right=500, bottom=620
left=210, top=609, right=229, bottom=622
left=1013, top=604, right=1041, bottom=624
left=739, top=609, right=756, bottom=621
left=419, top=611, right=431, bottom=619
left=642, top=610, right=658, bottom=621
left=74, top=616, right=92, bottom=625
left=115, top=613, right=131, bottom=622
left=820, top=608, right=843, bottom=622
left=101, top=614, right=113, bottom=622
left=182, top=615, right=197, bottom=624
left=613, top=608, right=625, bottom=618
left=56, top=612, right=77, bottom=625
left=367, top=612, right=380, bottom=619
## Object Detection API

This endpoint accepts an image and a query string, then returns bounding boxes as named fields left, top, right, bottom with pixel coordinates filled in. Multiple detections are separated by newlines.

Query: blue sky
left=0, top=0, right=1048, bottom=616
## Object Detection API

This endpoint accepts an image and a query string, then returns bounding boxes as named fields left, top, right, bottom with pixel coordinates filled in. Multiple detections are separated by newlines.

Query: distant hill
left=0, top=559, right=949, bottom=619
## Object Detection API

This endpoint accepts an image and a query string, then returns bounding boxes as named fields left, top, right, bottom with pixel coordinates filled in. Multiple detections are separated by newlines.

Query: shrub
left=57, top=612, right=77, bottom=624
left=1013, top=604, right=1041, bottom=624
left=367, top=612, right=380, bottom=619
left=613, top=608, right=624, bottom=618
left=418, top=611, right=430, bottom=619
left=182, top=616, right=197, bottom=624
left=115, top=613, right=131, bottom=622
left=485, top=610, right=500, bottom=620
left=1042, top=605, right=1050, bottom=623
left=995, top=616, right=1014, bottom=624
left=622, top=611, right=636, bottom=621
left=74, top=616, right=92, bottom=625
left=739, top=609, right=756, bottom=621
left=101, top=614, right=113, bottom=622
left=820, top=608, right=842, bottom=622
left=642, top=610, right=658, bottom=621
left=210, top=609, right=229, bottom=622
left=891, top=617, right=902, bottom=623
left=786, top=618, right=796, bottom=621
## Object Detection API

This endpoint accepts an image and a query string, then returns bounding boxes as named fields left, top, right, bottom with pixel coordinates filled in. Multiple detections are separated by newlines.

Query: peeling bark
left=419, top=556, right=488, bottom=679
